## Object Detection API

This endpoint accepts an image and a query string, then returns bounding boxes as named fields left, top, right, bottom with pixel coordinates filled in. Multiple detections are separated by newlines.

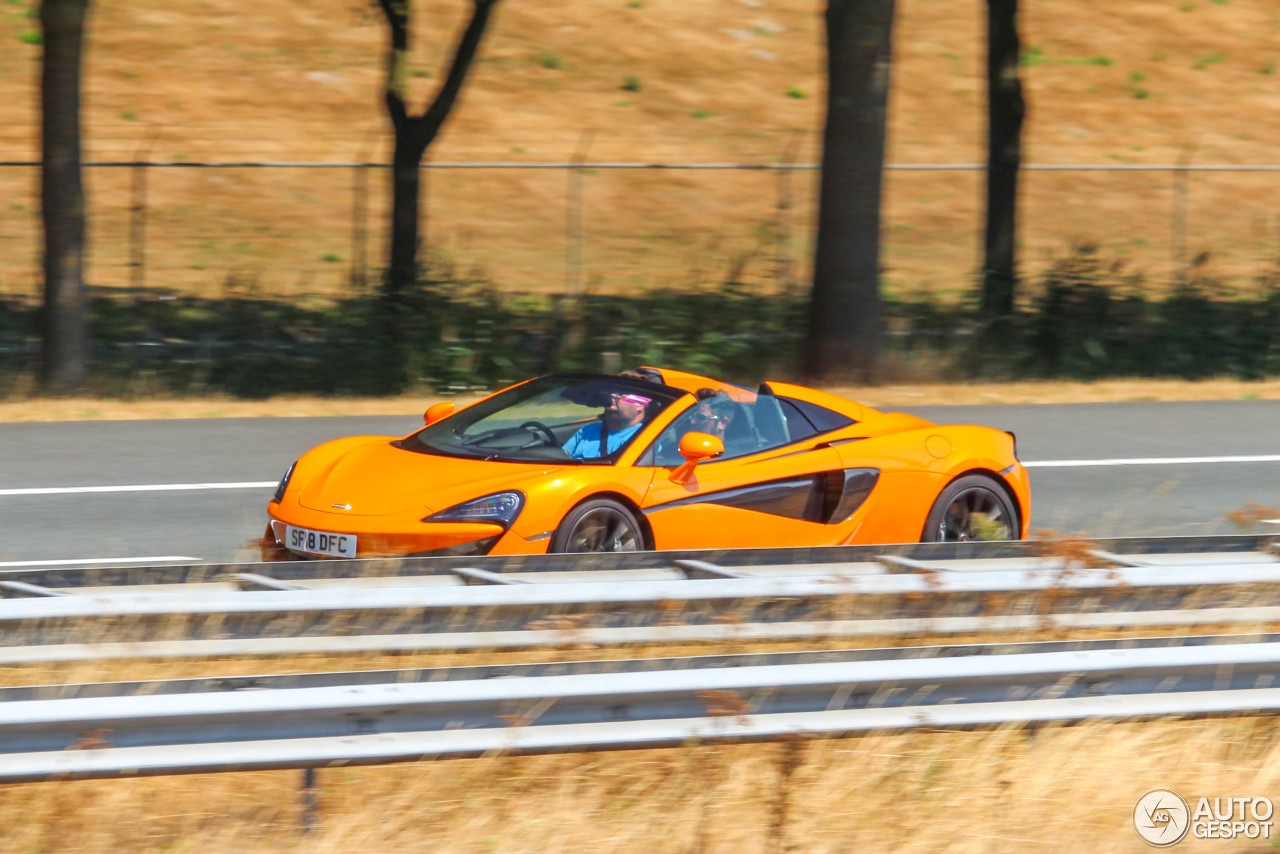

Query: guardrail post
left=300, top=767, right=319, bottom=833
left=770, top=739, right=806, bottom=854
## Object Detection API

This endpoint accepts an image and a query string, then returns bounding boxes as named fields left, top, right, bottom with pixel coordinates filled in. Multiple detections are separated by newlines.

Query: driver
left=562, top=389, right=653, bottom=459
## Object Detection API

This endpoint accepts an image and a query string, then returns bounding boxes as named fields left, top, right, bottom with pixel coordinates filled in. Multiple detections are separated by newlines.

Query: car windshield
left=399, top=374, right=686, bottom=464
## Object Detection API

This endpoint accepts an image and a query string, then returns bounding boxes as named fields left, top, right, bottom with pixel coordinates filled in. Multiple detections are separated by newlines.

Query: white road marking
left=0, top=481, right=275, bottom=496
left=0, top=556, right=200, bottom=568
left=1024, top=454, right=1280, bottom=468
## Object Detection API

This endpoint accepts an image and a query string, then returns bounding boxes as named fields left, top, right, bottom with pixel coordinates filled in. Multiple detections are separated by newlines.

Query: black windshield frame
left=396, top=373, right=689, bottom=464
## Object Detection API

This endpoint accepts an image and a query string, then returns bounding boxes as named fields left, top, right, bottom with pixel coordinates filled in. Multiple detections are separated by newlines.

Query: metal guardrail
left=10, top=606, right=1280, bottom=665
left=9, top=560, right=1280, bottom=620
left=0, top=534, right=1271, bottom=590
left=0, top=536, right=1275, bottom=662
left=3, top=635, right=1278, bottom=782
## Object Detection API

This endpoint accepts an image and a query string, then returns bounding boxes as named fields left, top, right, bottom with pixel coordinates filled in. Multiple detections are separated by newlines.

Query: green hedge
left=1023, top=245, right=1280, bottom=380
left=2, top=247, right=1278, bottom=397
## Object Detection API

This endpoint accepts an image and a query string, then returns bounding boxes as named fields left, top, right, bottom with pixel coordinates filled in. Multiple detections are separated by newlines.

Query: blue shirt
left=562, top=421, right=642, bottom=460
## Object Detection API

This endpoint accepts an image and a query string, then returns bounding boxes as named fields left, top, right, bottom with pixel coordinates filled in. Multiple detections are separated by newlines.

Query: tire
left=920, top=474, right=1019, bottom=543
left=549, top=498, right=646, bottom=553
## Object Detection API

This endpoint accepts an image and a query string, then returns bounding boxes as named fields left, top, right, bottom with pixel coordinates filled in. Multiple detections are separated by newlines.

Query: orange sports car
left=261, top=367, right=1030, bottom=559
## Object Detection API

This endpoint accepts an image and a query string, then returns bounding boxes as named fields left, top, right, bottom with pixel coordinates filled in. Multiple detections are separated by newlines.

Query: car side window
left=778, top=397, right=855, bottom=438
left=776, top=399, right=821, bottom=443
left=642, top=396, right=794, bottom=466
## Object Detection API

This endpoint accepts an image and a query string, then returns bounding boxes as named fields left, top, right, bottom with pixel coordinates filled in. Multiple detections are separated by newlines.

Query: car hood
left=297, top=439, right=567, bottom=517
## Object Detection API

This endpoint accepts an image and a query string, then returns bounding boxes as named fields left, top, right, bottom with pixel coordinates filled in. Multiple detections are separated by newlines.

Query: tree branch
left=419, top=0, right=499, bottom=134
left=378, top=0, right=410, bottom=128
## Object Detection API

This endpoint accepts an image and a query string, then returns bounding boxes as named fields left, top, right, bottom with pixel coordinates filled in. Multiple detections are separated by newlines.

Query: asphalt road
left=2, top=401, right=1278, bottom=565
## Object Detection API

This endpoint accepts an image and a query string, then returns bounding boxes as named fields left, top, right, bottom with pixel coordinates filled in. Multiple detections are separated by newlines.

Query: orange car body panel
left=265, top=368, right=1030, bottom=558
left=643, top=444, right=850, bottom=550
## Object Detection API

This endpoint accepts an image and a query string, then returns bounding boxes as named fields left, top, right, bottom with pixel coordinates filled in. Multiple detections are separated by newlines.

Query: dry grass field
left=0, top=718, right=1277, bottom=853
left=2, top=0, right=1280, bottom=298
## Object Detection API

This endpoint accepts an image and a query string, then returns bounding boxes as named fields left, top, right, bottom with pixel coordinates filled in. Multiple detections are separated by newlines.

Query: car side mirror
left=679, top=432, right=724, bottom=461
left=423, top=401, right=456, bottom=426
left=669, top=431, right=723, bottom=484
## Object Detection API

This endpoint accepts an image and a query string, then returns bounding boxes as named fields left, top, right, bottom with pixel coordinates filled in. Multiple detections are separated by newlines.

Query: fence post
left=566, top=130, right=595, bottom=297
left=420, top=152, right=430, bottom=274
left=129, top=128, right=159, bottom=291
left=350, top=129, right=376, bottom=290
left=775, top=131, right=802, bottom=292
left=1172, top=140, right=1196, bottom=287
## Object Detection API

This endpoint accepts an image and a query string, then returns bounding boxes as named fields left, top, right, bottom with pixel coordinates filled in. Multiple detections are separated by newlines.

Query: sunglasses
left=610, top=393, right=653, bottom=407
left=690, top=412, right=729, bottom=424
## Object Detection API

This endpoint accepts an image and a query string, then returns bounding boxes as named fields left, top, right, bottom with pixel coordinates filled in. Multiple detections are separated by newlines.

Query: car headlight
left=273, top=461, right=297, bottom=503
left=424, top=491, right=525, bottom=528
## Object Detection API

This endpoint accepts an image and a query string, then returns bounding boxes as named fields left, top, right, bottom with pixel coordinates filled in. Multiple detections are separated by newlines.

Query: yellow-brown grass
left=1, top=711, right=1277, bottom=852
left=3, top=0, right=1280, bottom=297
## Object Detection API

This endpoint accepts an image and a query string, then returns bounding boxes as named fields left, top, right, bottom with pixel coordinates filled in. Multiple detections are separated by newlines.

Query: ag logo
left=1135, top=789, right=1191, bottom=847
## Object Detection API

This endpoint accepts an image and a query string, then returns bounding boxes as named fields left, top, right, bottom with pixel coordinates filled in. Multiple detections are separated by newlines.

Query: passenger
left=687, top=390, right=738, bottom=443
left=652, top=388, right=739, bottom=466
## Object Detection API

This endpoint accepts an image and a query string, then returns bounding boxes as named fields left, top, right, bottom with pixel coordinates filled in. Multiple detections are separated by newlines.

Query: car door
left=637, top=395, right=857, bottom=550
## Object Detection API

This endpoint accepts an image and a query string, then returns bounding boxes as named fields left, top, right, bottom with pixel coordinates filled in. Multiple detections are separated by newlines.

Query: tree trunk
left=805, top=0, right=895, bottom=384
left=40, top=0, right=90, bottom=392
left=387, top=123, right=428, bottom=295
left=980, top=0, right=1026, bottom=325
left=379, top=0, right=497, bottom=302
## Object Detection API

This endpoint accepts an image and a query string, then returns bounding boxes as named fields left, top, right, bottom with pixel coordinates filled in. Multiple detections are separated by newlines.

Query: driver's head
left=603, top=390, right=651, bottom=431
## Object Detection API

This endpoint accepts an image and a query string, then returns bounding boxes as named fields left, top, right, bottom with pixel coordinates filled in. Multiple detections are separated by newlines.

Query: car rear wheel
left=549, top=498, right=646, bottom=553
left=921, top=475, right=1018, bottom=542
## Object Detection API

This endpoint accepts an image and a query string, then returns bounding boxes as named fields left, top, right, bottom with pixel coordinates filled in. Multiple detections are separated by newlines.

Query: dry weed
left=1226, top=502, right=1280, bottom=530
left=2, top=718, right=1279, bottom=853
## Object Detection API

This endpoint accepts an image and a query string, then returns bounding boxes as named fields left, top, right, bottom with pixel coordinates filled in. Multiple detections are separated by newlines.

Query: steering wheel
left=519, top=420, right=558, bottom=447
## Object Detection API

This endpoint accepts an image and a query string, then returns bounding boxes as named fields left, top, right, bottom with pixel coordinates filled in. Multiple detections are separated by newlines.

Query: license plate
left=285, top=525, right=357, bottom=558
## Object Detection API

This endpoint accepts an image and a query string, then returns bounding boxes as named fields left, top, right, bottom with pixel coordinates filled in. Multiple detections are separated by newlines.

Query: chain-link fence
left=3, top=136, right=1279, bottom=302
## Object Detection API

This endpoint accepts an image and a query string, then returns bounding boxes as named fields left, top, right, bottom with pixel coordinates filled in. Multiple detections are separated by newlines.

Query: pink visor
left=615, top=393, right=653, bottom=407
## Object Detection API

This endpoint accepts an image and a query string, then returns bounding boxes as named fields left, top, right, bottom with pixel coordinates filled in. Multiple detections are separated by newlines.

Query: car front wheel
left=549, top=498, right=646, bottom=553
